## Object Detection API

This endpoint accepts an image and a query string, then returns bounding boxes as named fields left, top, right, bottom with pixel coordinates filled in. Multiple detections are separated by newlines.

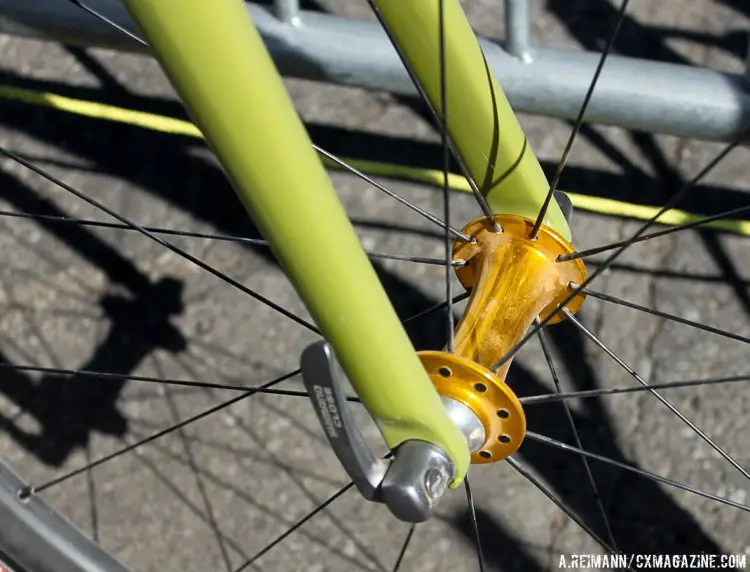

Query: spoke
left=66, top=0, right=473, bottom=250
left=438, top=0, right=455, bottom=353
left=0, top=361, right=354, bottom=400
left=491, top=129, right=746, bottom=373
left=401, top=291, right=471, bottom=325
left=506, top=457, right=619, bottom=559
left=526, top=432, right=750, bottom=514
left=0, top=209, right=463, bottom=267
left=392, top=525, right=416, bottom=572
left=37, top=1, right=473, bottom=249
left=530, top=0, right=631, bottom=240
left=314, top=146, right=470, bottom=242
left=66, top=0, right=147, bottom=46
left=577, top=286, right=750, bottom=345
left=234, top=482, right=355, bottom=572
left=19, top=369, right=300, bottom=497
left=2, top=289, right=470, bottom=407
left=365, top=0, right=501, bottom=233
left=0, top=145, right=319, bottom=333
left=369, top=252, right=465, bottom=266
left=522, top=373, right=750, bottom=405
left=59, top=0, right=478, bottom=251
left=464, top=477, right=486, bottom=572
left=564, top=308, right=750, bottom=483
left=536, top=323, right=617, bottom=551
left=559, top=205, right=750, bottom=262
left=161, top=381, right=233, bottom=572
left=0, top=209, right=262, bottom=245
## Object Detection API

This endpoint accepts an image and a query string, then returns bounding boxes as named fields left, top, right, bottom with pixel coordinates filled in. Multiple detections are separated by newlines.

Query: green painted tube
left=372, top=0, right=572, bottom=240
left=120, top=0, right=469, bottom=483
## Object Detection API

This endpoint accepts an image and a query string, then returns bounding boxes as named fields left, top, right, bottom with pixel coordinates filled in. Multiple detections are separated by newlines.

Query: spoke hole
left=474, top=383, right=487, bottom=393
left=497, top=409, right=510, bottom=419
left=498, top=434, right=511, bottom=444
left=479, top=451, right=491, bottom=459
left=438, top=367, right=452, bottom=378
left=17, top=486, right=33, bottom=503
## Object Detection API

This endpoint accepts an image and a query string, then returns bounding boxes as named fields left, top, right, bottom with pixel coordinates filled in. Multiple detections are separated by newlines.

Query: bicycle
left=0, top=0, right=749, bottom=570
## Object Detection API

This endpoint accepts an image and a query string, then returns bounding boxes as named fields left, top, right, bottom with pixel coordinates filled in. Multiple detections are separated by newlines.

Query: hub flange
left=419, top=351, right=525, bottom=464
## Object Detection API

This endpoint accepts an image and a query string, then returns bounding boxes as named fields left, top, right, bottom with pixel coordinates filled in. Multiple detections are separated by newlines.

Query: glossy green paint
left=372, top=0, right=572, bottom=241
left=120, top=0, right=470, bottom=483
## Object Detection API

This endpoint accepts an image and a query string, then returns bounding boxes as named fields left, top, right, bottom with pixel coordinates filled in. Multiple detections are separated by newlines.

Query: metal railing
left=0, top=0, right=748, bottom=142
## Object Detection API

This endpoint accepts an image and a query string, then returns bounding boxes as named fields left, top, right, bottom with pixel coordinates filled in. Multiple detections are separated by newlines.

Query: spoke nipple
left=17, top=485, right=34, bottom=503
left=452, top=259, right=469, bottom=267
left=569, top=281, right=579, bottom=290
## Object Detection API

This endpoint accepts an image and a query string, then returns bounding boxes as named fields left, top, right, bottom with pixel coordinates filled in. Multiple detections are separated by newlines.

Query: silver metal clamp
left=301, top=341, right=455, bottom=523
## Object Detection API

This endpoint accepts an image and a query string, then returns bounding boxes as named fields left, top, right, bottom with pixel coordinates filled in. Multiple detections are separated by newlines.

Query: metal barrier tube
left=0, top=0, right=748, bottom=142
left=504, top=0, right=532, bottom=62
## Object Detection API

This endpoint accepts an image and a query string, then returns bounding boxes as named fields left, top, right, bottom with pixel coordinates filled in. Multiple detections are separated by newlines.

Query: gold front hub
left=424, top=214, right=587, bottom=462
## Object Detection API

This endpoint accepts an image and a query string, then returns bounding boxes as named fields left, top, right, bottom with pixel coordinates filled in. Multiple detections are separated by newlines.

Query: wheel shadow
left=0, top=16, right=745, bottom=568
left=0, top=276, right=185, bottom=465
left=0, top=164, right=188, bottom=466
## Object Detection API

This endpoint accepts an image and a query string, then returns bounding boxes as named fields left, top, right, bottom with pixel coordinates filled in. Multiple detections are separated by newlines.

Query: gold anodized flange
left=424, top=214, right=587, bottom=463
left=419, top=351, right=525, bottom=464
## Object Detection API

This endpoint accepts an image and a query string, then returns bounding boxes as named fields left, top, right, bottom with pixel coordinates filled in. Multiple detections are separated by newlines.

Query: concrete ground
left=0, top=1, right=749, bottom=571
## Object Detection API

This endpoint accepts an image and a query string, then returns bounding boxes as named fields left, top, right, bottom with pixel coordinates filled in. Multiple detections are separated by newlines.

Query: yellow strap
left=2, top=84, right=748, bottom=237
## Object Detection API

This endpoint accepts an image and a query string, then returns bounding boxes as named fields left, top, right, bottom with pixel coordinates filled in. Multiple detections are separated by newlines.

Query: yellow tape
left=1, top=84, right=748, bottom=237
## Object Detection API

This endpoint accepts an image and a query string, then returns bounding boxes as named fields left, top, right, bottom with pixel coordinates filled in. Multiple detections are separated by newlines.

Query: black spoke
left=371, top=252, right=465, bottom=266
left=578, top=286, right=750, bottom=345
left=536, top=323, right=617, bottom=550
left=0, top=210, right=270, bottom=244
left=365, top=0, right=500, bottom=232
left=314, top=146, right=470, bottom=242
left=68, top=0, right=473, bottom=247
left=564, top=308, right=750, bottom=483
left=530, top=0, right=631, bottom=239
left=506, top=457, right=619, bottom=559
left=559, top=205, right=750, bottom=262
left=19, top=369, right=300, bottom=497
left=521, top=373, right=750, bottom=405
left=0, top=360, right=360, bottom=401
left=464, top=477, right=486, bottom=572
left=491, top=128, right=746, bottom=373
left=0, top=145, right=319, bottom=333
left=392, top=525, right=416, bottom=572
left=234, top=482, right=355, bottom=572
left=0, top=209, right=466, bottom=267
left=0, top=361, right=255, bottom=392
left=0, top=288, right=473, bottom=406
left=401, top=291, right=471, bottom=325
left=66, top=0, right=147, bottom=46
left=439, top=0, right=455, bottom=353
left=526, top=432, right=750, bottom=514
left=161, top=379, right=233, bottom=572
